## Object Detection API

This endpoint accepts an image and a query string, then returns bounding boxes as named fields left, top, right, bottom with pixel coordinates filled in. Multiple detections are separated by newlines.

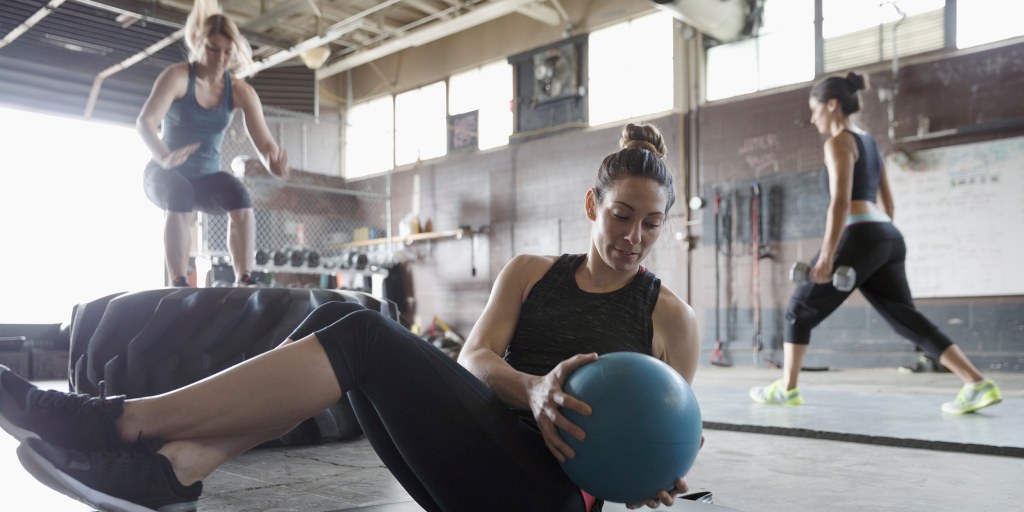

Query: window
left=706, top=0, right=814, bottom=101
left=822, top=0, right=945, bottom=72
left=449, top=60, right=514, bottom=151
left=706, top=37, right=758, bottom=100
left=394, top=81, right=447, bottom=167
left=588, top=11, right=675, bottom=126
left=344, top=95, right=394, bottom=179
left=957, top=0, right=1024, bottom=49
left=0, top=106, right=163, bottom=323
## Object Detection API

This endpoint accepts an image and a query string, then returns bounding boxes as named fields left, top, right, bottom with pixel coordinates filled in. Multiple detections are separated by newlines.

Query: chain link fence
left=198, top=107, right=392, bottom=288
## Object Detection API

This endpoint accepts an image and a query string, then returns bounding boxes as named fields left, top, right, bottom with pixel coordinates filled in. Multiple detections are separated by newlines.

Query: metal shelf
left=329, top=228, right=473, bottom=250
left=196, top=254, right=389, bottom=279
left=250, top=265, right=388, bottom=278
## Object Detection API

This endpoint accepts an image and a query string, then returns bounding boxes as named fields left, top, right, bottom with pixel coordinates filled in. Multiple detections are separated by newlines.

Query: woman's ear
left=827, top=98, right=839, bottom=113
left=584, top=188, right=597, bottom=220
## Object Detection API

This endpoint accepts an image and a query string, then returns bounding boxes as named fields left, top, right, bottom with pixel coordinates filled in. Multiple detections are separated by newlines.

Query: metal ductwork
left=650, top=0, right=750, bottom=43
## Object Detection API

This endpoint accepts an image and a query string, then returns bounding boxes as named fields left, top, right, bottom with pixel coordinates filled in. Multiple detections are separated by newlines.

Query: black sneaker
left=171, top=276, right=190, bottom=287
left=0, top=365, right=125, bottom=451
left=235, top=273, right=258, bottom=287
left=681, top=490, right=714, bottom=503
left=17, top=437, right=202, bottom=512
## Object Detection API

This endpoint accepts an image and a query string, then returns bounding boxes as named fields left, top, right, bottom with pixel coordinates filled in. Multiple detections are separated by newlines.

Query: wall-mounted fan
left=507, top=35, right=587, bottom=139
left=532, top=43, right=577, bottom=102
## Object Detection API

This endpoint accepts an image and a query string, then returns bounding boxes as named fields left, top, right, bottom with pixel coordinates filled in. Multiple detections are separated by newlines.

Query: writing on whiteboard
left=887, top=136, right=1024, bottom=298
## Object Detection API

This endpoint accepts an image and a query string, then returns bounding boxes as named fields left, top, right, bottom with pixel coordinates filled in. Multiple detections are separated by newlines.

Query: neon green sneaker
left=749, top=379, right=804, bottom=405
left=941, top=378, right=1003, bottom=414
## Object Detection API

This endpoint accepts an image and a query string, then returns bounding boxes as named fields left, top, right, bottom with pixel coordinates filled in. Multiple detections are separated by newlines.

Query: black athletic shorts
left=143, top=161, right=251, bottom=214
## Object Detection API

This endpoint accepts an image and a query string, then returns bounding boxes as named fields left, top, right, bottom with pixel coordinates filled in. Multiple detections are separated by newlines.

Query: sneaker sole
left=751, top=399, right=804, bottom=406
left=16, top=442, right=197, bottom=512
left=0, top=414, right=35, bottom=444
left=944, top=396, right=1003, bottom=414
left=749, top=391, right=804, bottom=406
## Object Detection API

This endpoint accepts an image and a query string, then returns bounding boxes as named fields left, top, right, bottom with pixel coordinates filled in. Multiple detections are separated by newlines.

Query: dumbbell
left=255, top=249, right=270, bottom=266
left=306, top=251, right=321, bottom=268
left=339, top=252, right=353, bottom=269
left=790, top=262, right=856, bottom=292
left=272, top=249, right=288, bottom=266
left=349, top=252, right=368, bottom=270
left=287, top=249, right=307, bottom=267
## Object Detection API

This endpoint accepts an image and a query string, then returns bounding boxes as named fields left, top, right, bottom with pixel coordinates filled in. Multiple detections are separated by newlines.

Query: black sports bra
left=820, top=130, right=882, bottom=202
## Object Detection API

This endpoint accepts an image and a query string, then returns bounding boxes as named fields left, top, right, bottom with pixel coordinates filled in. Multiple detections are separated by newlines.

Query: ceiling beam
left=84, top=28, right=185, bottom=118
left=241, top=0, right=320, bottom=31
left=0, top=0, right=68, bottom=50
left=322, top=4, right=401, bottom=38
left=240, top=0, right=404, bottom=78
left=71, top=0, right=293, bottom=50
left=404, top=0, right=452, bottom=20
left=317, top=0, right=543, bottom=80
left=515, top=3, right=561, bottom=26
left=72, top=0, right=183, bottom=29
left=239, top=19, right=363, bottom=77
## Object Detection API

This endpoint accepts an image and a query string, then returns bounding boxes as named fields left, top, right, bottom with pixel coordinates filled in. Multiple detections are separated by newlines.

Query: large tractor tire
left=67, top=287, right=399, bottom=446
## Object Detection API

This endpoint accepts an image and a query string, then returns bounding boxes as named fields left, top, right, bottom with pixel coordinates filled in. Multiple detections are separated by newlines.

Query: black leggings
left=785, top=221, right=954, bottom=360
left=287, top=301, right=586, bottom=512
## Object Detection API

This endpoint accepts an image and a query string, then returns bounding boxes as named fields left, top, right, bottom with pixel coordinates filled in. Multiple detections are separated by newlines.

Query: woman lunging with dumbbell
left=749, top=72, right=1002, bottom=414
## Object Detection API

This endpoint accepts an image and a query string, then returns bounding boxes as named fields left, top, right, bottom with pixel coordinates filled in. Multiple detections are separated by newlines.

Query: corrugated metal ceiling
left=0, top=0, right=567, bottom=124
left=1, top=0, right=187, bottom=123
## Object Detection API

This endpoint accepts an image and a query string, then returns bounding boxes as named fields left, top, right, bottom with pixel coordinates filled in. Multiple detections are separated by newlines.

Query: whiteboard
left=887, top=135, right=1024, bottom=298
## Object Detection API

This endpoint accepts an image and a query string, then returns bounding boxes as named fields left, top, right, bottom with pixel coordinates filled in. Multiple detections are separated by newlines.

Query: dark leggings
left=287, top=301, right=586, bottom=512
left=785, top=221, right=954, bottom=360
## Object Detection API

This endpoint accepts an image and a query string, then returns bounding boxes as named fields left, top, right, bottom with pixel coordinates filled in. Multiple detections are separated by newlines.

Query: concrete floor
left=3, top=366, right=1023, bottom=511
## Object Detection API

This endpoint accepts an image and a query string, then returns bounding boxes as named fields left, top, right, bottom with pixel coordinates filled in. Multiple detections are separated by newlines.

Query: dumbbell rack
left=195, top=160, right=393, bottom=297
left=184, top=107, right=396, bottom=295
left=194, top=253, right=390, bottom=298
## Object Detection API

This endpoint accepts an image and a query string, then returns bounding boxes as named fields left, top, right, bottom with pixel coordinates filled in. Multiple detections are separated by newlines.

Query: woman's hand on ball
left=625, top=477, right=689, bottom=509
left=529, top=352, right=598, bottom=462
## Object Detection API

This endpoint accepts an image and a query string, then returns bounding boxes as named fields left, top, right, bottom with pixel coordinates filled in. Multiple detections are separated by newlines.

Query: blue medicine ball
left=559, top=352, right=702, bottom=504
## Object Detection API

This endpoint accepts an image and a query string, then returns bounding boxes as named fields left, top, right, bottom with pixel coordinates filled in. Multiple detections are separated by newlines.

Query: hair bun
left=619, top=123, right=667, bottom=158
left=845, top=72, right=867, bottom=92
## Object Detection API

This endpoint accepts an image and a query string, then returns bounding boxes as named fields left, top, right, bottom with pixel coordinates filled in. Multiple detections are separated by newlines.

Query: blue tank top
left=503, top=254, right=661, bottom=377
left=820, top=130, right=882, bottom=202
left=161, top=64, right=234, bottom=177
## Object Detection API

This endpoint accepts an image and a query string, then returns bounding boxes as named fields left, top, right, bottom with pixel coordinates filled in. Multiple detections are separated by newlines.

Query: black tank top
left=502, top=254, right=661, bottom=377
left=820, top=130, right=882, bottom=202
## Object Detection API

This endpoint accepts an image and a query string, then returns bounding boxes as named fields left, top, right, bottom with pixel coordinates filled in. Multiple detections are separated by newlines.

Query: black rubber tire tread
left=67, top=287, right=398, bottom=446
